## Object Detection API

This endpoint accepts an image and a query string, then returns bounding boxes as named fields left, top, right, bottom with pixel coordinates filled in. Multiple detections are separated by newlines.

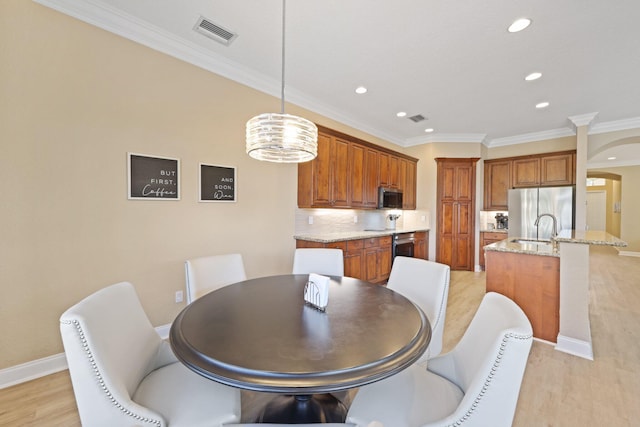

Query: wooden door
left=435, top=158, right=478, bottom=271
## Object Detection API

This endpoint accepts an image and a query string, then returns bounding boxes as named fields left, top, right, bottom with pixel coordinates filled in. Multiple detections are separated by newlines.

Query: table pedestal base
left=256, top=393, right=347, bottom=423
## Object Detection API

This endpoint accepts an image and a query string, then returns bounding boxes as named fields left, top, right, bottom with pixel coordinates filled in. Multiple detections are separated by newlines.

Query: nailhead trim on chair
left=446, top=331, right=532, bottom=427
left=62, top=319, right=163, bottom=427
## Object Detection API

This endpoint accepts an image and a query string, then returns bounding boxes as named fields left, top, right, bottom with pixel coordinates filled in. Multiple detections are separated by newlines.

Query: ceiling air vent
left=193, top=16, right=238, bottom=46
left=408, top=114, right=427, bottom=123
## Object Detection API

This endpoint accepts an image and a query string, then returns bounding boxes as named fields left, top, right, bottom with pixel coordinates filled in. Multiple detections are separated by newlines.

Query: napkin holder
left=304, top=273, right=330, bottom=311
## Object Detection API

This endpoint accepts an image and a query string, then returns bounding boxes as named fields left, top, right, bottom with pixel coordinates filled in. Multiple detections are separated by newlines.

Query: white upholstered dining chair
left=346, top=292, right=533, bottom=427
left=386, top=256, right=450, bottom=364
left=185, top=253, right=247, bottom=303
left=60, top=282, right=241, bottom=427
left=292, top=248, right=344, bottom=276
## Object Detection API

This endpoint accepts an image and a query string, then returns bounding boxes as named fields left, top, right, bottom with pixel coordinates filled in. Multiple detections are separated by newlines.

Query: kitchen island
left=485, top=230, right=627, bottom=360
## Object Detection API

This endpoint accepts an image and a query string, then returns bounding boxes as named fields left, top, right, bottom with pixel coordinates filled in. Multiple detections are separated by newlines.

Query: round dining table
left=170, top=274, right=431, bottom=423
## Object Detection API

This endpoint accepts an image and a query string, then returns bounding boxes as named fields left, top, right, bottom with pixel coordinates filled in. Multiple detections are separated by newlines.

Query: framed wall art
left=199, top=163, right=236, bottom=202
left=128, top=153, right=180, bottom=200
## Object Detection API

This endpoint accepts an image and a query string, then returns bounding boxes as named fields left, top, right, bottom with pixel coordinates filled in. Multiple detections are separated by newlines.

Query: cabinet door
left=297, top=132, right=332, bottom=207
left=484, top=160, right=511, bottom=210
left=512, top=158, right=540, bottom=188
left=453, top=201, right=473, bottom=270
left=349, top=143, right=366, bottom=207
left=331, top=138, right=350, bottom=207
left=379, top=153, right=400, bottom=188
left=540, top=153, right=573, bottom=186
left=364, top=148, right=379, bottom=207
left=402, top=160, right=417, bottom=210
left=414, top=231, right=429, bottom=260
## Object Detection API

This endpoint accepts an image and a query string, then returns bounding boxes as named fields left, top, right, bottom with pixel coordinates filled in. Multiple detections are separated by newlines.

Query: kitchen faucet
left=534, top=213, right=558, bottom=239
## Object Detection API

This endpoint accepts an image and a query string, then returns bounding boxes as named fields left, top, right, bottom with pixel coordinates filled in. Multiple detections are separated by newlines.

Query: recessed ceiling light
left=355, top=86, right=367, bottom=94
left=608, top=156, right=617, bottom=160
left=508, top=18, right=532, bottom=33
left=536, top=102, right=550, bottom=109
left=525, top=72, right=542, bottom=81
left=396, top=112, right=407, bottom=117
left=424, top=128, right=434, bottom=133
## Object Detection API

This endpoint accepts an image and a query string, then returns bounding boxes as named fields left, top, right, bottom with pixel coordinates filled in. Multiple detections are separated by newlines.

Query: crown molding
left=486, top=127, right=576, bottom=147
left=589, top=116, right=640, bottom=135
left=403, top=133, right=487, bottom=147
left=587, top=158, right=640, bottom=169
left=568, top=112, right=599, bottom=131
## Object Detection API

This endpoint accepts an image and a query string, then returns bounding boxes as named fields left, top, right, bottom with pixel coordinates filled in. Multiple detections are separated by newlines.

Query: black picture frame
left=199, top=163, right=237, bottom=202
left=127, top=153, right=180, bottom=200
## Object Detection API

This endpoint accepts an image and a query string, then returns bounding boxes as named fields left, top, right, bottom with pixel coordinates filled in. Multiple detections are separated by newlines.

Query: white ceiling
left=36, top=0, right=640, bottom=166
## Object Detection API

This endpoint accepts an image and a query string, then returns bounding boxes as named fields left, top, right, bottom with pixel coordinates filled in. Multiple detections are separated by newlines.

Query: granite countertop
left=294, top=228, right=430, bottom=243
left=483, top=237, right=559, bottom=257
left=480, top=228, right=508, bottom=233
left=554, top=230, right=627, bottom=247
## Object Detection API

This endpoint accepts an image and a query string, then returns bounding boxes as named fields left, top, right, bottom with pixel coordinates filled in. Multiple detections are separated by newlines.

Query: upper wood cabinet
left=540, top=152, right=574, bottom=186
left=298, top=125, right=418, bottom=209
left=483, top=160, right=511, bottom=210
left=512, top=157, right=541, bottom=188
left=483, top=150, right=576, bottom=209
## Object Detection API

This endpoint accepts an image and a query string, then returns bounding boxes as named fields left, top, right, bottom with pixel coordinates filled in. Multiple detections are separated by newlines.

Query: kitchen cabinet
left=483, top=150, right=576, bottom=209
left=540, top=152, right=574, bottom=186
left=414, top=231, right=429, bottom=260
left=483, top=159, right=511, bottom=210
left=479, top=231, right=506, bottom=270
left=364, top=236, right=393, bottom=284
left=485, top=251, right=559, bottom=342
left=350, top=145, right=379, bottom=208
left=379, top=152, right=400, bottom=188
left=295, top=236, right=392, bottom=284
left=436, top=158, right=479, bottom=271
left=512, top=157, right=540, bottom=188
left=298, top=126, right=418, bottom=209
left=399, top=158, right=417, bottom=210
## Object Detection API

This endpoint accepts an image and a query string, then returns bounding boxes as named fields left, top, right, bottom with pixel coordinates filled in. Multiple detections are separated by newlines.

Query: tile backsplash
left=295, top=208, right=430, bottom=235
left=480, top=210, right=509, bottom=230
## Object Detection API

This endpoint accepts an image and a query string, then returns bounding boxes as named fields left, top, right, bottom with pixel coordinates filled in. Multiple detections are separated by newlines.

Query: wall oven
left=393, top=232, right=416, bottom=258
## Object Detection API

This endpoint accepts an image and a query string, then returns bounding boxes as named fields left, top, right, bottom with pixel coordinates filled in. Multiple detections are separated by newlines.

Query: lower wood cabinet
left=479, top=231, right=507, bottom=270
left=363, top=236, right=393, bottom=284
left=485, top=251, right=559, bottom=343
left=296, top=236, right=393, bottom=284
left=414, top=231, right=429, bottom=260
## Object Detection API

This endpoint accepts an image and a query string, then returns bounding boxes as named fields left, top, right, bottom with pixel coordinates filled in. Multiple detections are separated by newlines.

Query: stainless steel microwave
left=378, top=187, right=403, bottom=209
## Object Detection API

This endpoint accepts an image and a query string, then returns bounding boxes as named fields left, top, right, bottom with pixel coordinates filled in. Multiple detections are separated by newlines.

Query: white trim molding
left=0, top=324, right=171, bottom=389
left=555, top=334, right=594, bottom=361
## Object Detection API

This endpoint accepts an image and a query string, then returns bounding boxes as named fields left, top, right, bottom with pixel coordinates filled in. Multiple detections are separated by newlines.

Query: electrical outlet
left=175, top=290, right=184, bottom=303
left=308, top=216, right=314, bottom=225
left=421, top=215, right=426, bottom=222
left=353, top=215, right=358, bottom=223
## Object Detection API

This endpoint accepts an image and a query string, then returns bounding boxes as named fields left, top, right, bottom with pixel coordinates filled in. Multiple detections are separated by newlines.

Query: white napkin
left=304, top=273, right=330, bottom=309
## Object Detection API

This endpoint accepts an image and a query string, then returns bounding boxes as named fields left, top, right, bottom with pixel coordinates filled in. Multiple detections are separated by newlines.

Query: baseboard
left=555, top=334, right=594, bottom=360
left=0, top=323, right=171, bottom=389
left=618, top=249, right=640, bottom=257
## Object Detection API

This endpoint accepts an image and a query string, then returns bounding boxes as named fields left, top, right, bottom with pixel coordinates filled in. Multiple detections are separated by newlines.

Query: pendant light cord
left=280, top=0, right=286, bottom=114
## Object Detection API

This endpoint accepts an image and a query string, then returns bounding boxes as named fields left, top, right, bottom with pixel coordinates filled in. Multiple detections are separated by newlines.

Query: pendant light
left=246, top=0, right=318, bottom=163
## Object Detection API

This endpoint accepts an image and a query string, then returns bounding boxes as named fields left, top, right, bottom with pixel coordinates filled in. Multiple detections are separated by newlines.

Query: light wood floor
left=1, top=245, right=638, bottom=426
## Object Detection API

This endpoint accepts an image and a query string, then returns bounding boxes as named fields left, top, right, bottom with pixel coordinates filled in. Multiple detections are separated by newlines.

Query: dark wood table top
left=170, top=274, right=431, bottom=394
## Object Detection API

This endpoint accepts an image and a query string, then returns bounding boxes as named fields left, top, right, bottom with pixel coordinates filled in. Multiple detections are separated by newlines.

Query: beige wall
left=589, top=167, right=640, bottom=251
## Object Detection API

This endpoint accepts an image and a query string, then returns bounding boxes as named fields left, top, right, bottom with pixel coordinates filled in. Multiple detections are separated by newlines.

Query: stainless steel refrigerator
left=508, top=186, right=575, bottom=240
